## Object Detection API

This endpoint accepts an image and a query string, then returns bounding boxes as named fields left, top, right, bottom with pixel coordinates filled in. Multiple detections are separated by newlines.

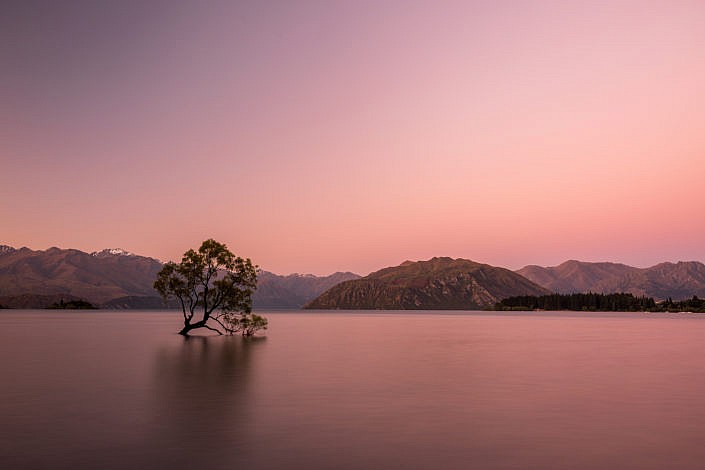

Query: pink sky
left=2, top=1, right=705, bottom=275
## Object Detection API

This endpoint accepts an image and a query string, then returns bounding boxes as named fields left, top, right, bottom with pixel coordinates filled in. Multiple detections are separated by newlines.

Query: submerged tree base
left=177, top=313, right=268, bottom=337
left=178, top=320, right=222, bottom=336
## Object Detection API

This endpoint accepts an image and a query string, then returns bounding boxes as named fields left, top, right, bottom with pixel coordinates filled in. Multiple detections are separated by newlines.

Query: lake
left=2, top=310, right=705, bottom=469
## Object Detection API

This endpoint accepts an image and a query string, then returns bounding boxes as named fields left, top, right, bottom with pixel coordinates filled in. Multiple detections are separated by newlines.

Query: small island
left=46, top=299, right=98, bottom=310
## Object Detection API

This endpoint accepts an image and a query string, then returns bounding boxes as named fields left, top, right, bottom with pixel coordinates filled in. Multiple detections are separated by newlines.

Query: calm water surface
left=2, top=310, right=705, bottom=469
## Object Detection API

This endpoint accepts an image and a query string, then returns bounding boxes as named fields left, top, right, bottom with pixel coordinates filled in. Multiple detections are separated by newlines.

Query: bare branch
left=176, top=294, right=187, bottom=321
left=202, top=323, right=223, bottom=335
left=209, top=316, right=240, bottom=335
left=206, top=290, right=224, bottom=317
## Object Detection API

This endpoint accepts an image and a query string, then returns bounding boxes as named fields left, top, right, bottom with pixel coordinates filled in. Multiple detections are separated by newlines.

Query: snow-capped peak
left=91, top=248, right=136, bottom=257
left=0, top=245, right=16, bottom=255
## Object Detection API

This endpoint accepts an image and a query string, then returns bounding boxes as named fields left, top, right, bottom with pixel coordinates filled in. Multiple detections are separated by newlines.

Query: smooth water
left=2, top=310, right=705, bottom=469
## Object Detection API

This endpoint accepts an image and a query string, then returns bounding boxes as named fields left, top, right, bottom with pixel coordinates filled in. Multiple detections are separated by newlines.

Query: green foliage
left=154, top=239, right=266, bottom=336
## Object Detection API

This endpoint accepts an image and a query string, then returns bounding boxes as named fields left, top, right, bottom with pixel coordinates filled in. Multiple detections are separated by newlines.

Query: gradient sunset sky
left=2, top=1, right=704, bottom=275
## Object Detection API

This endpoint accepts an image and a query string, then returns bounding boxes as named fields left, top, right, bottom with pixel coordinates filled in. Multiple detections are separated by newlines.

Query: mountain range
left=255, top=271, right=360, bottom=308
left=0, top=245, right=358, bottom=309
left=517, top=260, right=705, bottom=300
left=305, top=257, right=550, bottom=309
left=1, top=244, right=704, bottom=310
left=0, top=246, right=164, bottom=307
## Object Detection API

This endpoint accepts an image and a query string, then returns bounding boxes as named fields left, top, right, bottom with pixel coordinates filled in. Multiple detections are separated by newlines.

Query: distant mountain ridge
left=305, top=257, right=550, bottom=310
left=254, top=271, right=360, bottom=308
left=517, top=260, right=705, bottom=300
left=0, top=245, right=359, bottom=309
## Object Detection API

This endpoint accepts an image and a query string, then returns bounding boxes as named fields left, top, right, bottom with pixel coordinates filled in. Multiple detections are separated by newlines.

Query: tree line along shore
left=495, top=293, right=705, bottom=313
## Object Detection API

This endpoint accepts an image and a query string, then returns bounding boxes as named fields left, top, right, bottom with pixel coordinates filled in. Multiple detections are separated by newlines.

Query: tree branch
left=209, top=315, right=240, bottom=335
left=176, top=294, right=187, bottom=321
left=187, top=290, right=197, bottom=321
left=202, top=323, right=223, bottom=335
left=203, top=284, right=209, bottom=321
left=206, top=291, right=224, bottom=316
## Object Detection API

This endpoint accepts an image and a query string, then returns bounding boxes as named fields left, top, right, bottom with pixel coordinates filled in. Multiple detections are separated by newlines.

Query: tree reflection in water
left=147, top=335, right=266, bottom=468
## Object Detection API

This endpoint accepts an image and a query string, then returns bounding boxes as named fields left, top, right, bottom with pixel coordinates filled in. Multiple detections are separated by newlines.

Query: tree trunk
left=179, top=319, right=201, bottom=336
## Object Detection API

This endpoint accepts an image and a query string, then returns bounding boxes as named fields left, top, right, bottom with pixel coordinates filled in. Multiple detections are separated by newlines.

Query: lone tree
left=154, top=239, right=268, bottom=336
